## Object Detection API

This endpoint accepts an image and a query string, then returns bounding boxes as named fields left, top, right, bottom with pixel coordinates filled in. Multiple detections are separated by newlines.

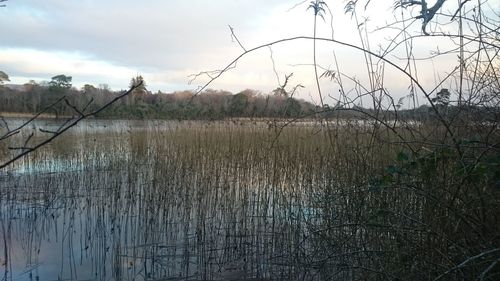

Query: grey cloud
left=2, top=0, right=291, bottom=72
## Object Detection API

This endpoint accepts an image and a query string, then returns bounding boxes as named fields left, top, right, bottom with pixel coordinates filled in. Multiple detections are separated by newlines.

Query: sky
left=1, top=0, right=495, bottom=105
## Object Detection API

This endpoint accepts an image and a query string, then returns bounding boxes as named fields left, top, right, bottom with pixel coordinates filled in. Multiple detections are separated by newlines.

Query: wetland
left=0, top=118, right=498, bottom=280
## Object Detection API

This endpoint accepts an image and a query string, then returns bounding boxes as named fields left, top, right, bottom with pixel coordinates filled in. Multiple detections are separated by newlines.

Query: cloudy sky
left=1, top=0, right=488, bottom=104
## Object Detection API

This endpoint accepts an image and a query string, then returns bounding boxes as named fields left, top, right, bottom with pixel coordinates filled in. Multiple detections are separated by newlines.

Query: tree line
left=0, top=73, right=318, bottom=120
left=1, top=73, right=496, bottom=123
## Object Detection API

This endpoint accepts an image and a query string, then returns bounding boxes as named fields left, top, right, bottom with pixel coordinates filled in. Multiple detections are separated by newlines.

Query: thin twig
left=433, top=248, right=500, bottom=280
left=0, top=81, right=142, bottom=169
left=193, top=35, right=458, bottom=152
left=228, top=25, right=246, bottom=51
left=0, top=96, right=66, bottom=142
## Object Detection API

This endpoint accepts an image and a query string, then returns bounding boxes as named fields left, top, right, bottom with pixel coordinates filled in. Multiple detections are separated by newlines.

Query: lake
left=2, top=118, right=493, bottom=280
left=1, top=119, right=360, bottom=281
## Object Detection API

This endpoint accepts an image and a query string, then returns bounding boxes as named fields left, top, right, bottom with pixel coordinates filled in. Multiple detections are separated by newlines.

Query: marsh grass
left=0, top=119, right=498, bottom=280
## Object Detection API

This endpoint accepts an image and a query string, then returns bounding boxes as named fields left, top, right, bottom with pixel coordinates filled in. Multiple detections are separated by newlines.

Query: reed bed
left=0, top=119, right=498, bottom=280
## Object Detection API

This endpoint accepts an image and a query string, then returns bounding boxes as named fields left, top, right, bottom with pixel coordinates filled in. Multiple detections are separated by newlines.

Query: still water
left=0, top=119, right=324, bottom=281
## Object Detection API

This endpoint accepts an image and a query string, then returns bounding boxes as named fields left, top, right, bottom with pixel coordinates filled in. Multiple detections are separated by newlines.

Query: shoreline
left=0, top=112, right=318, bottom=123
left=0, top=112, right=62, bottom=119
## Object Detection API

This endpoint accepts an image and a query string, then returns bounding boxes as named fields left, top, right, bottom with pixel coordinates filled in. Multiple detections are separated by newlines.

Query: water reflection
left=1, top=119, right=321, bottom=281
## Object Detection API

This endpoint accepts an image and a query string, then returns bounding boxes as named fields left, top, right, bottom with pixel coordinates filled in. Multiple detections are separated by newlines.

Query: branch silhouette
left=0, top=81, right=143, bottom=169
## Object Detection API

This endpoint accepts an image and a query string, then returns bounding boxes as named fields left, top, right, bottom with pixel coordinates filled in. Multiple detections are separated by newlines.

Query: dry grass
left=0, top=119, right=498, bottom=280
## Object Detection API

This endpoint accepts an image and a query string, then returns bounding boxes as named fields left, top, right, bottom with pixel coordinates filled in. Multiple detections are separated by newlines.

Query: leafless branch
left=64, top=98, right=84, bottom=117
left=286, top=0, right=308, bottom=12
left=397, top=0, right=449, bottom=35
left=268, top=46, right=281, bottom=86
left=0, top=96, right=66, bottom=142
left=0, top=81, right=143, bottom=169
left=228, top=25, right=246, bottom=51
left=0, top=116, right=10, bottom=131
left=451, top=0, right=471, bottom=21
left=193, top=35, right=458, bottom=149
left=433, top=248, right=500, bottom=280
